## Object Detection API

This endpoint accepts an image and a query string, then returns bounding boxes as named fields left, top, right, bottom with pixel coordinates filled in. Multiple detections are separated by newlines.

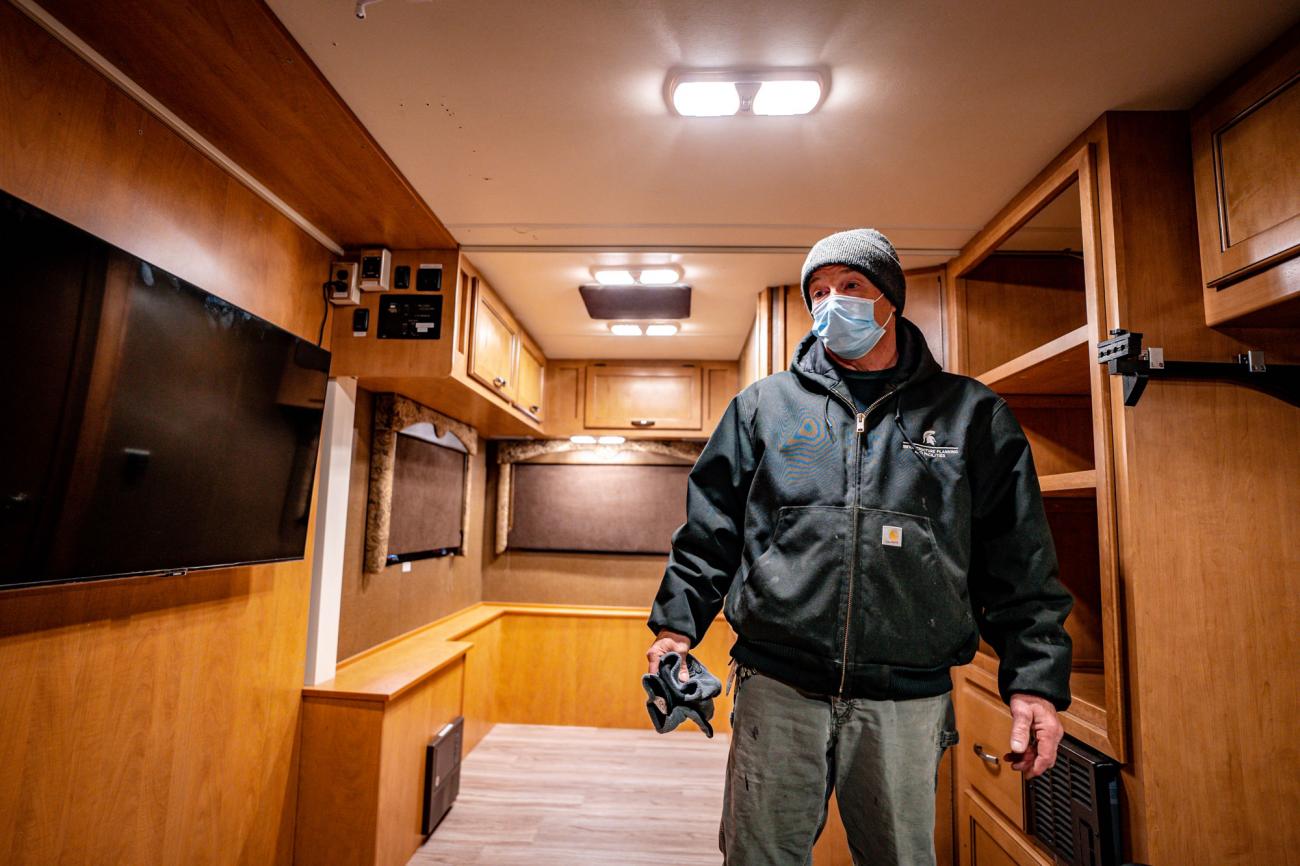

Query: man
left=645, top=228, right=1073, bottom=866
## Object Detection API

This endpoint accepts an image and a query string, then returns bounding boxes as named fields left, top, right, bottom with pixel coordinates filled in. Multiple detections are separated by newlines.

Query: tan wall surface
left=337, top=387, right=486, bottom=661
left=480, top=456, right=670, bottom=610
left=0, top=7, right=331, bottom=865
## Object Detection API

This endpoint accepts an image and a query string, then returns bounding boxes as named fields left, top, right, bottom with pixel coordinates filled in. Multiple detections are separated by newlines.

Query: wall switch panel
left=351, top=307, right=370, bottom=336
left=416, top=263, right=443, bottom=292
left=358, top=248, right=391, bottom=292
left=327, top=261, right=360, bottom=305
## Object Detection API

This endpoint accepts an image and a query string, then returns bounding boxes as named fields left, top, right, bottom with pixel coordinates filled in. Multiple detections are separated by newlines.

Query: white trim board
left=303, top=377, right=358, bottom=686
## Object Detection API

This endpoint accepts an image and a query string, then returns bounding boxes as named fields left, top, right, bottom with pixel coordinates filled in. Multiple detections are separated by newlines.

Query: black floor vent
left=422, top=715, right=464, bottom=836
left=1023, top=733, right=1121, bottom=866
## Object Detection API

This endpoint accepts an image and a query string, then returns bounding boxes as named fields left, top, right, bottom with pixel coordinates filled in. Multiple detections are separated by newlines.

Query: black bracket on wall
left=1098, top=328, right=1300, bottom=408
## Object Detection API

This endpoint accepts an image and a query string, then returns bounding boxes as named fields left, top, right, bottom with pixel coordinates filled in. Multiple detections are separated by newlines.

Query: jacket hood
left=790, top=316, right=942, bottom=395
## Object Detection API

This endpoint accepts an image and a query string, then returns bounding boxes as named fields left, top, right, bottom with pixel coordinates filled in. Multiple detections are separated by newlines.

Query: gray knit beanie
left=800, top=228, right=905, bottom=313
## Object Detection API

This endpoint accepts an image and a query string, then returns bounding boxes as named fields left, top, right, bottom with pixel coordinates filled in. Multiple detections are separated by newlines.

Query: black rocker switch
left=416, top=265, right=443, bottom=292
left=393, top=265, right=411, bottom=289
left=352, top=307, right=370, bottom=336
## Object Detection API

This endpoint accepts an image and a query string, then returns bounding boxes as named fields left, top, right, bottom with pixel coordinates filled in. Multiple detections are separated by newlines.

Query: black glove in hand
left=641, top=651, right=722, bottom=737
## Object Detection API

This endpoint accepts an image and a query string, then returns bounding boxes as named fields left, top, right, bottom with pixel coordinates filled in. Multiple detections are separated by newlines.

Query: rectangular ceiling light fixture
left=593, top=268, right=636, bottom=285
left=667, top=68, right=828, bottom=117
left=580, top=284, right=691, bottom=320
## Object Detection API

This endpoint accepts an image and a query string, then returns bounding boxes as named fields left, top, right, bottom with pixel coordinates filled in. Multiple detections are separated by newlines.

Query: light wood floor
left=409, top=723, right=729, bottom=866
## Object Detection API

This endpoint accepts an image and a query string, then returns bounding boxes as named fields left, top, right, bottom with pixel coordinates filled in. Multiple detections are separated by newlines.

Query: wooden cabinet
left=958, top=789, right=1053, bottom=866
left=459, top=257, right=547, bottom=425
left=955, top=677, right=1024, bottom=829
left=544, top=360, right=736, bottom=439
left=469, top=286, right=518, bottom=401
left=947, top=143, right=1125, bottom=764
left=330, top=252, right=546, bottom=438
left=584, top=363, right=702, bottom=430
left=946, top=108, right=1300, bottom=866
left=1191, top=27, right=1300, bottom=326
left=512, top=341, right=545, bottom=421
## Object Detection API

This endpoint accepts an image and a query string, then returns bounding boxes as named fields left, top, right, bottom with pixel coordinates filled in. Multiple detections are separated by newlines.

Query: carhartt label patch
left=882, top=525, right=903, bottom=547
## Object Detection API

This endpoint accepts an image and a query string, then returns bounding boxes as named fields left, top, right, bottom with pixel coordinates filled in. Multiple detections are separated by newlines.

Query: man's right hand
left=646, top=629, right=692, bottom=683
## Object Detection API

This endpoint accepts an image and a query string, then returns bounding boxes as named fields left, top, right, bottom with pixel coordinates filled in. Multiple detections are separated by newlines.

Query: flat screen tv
left=0, top=189, right=331, bottom=589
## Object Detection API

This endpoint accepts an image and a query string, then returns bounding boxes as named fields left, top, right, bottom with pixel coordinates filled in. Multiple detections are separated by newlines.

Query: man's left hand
left=1005, top=693, right=1063, bottom=781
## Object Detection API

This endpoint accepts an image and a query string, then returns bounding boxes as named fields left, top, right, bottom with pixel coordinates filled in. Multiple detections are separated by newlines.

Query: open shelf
left=976, top=325, right=1090, bottom=395
left=968, top=652, right=1111, bottom=757
left=1038, top=469, right=1096, bottom=497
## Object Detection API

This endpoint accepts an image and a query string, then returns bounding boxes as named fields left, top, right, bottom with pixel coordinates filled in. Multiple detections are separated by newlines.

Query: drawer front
left=959, top=789, right=1052, bottom=866
left=584, top=364, right=702, bottom=430
left=956, top=678, right=1023, bottom=828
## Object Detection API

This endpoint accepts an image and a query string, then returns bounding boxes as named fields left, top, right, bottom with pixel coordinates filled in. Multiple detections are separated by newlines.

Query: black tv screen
left=0, top=189, right=330, bottom=589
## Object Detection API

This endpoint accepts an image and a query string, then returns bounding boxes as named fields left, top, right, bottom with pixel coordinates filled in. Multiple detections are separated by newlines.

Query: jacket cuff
left=1001, top=685, right=1072, bottom=713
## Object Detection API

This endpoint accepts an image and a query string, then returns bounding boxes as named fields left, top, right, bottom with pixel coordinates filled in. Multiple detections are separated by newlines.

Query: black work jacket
left=648, top=318, right=1074, bottom=709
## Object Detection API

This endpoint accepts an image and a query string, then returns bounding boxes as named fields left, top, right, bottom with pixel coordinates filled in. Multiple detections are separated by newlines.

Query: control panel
left=377, top=294, right=442, bottom=340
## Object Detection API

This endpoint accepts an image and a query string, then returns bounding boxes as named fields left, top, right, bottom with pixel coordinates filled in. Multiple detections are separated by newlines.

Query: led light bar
left=666, top=68, right=828, bottom=117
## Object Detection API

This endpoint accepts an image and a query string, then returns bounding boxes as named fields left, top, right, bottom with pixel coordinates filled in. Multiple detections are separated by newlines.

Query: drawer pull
left=973, top=744, right=1000, bottom=767
left=630, top=419, right=656, bottom=427
left=529, top=405, right=540, bottom=414
left=493, top=377, right=507, bottom=389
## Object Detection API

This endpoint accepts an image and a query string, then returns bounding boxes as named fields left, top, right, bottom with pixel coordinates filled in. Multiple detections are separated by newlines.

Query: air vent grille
left=579, top=284, right=691, bottom=320
left=1023, top=734, right=1121, bottom=866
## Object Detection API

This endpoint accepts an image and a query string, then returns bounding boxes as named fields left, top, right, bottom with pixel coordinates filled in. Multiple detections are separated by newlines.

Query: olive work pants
left=719, top=665, right=959, bottom=866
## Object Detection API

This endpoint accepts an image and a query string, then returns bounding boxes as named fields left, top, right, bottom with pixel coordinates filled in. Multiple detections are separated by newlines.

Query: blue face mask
left=812, top=294, right=894, bottom=360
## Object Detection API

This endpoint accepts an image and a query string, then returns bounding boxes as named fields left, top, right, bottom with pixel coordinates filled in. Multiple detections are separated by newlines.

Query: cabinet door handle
left=493, top=377, right=507, bottom=388
left=973, top=744, right=999, bottom=767
left=630, top=419, right=656, bottom=427
left=529, top=405, right=539, bottom=414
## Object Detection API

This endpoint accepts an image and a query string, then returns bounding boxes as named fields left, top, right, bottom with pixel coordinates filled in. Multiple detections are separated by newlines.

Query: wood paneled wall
left=0, top=8, right=332, bottom=865
left=1097, top=112, right=1300, bottom=865
left=337, top=388, right=487, bottom=660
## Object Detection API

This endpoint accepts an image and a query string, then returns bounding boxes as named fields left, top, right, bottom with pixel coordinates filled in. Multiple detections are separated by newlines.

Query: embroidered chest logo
left=904, top=428, right=959, bottom=458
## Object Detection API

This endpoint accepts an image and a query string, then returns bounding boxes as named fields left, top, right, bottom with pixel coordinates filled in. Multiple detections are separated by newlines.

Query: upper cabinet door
left=584, top=364, right=702, bottom=430
left=469, top=287, right=517, bottom=400
left=1191, top=30, right=1300, bottom=325
left=512, top=341, right=545, bottom=421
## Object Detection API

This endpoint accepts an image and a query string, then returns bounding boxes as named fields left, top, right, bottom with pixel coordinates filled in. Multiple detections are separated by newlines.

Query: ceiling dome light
left=593, top=268, right=636, bottom=285
left=638, top=267, right=681, bottom=285
left=667, top=68, right=828, bottom=118
left=672, top=81, right=741, bottom=117
left=609, top=322, right=643, bottom=336
left=752, top=80, right=822, bottom=116
left=645, top=323, right=680, bottom=336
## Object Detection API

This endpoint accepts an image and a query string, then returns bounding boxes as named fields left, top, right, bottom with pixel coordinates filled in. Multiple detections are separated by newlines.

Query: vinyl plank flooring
left=409, top=723, right=728, bottom=866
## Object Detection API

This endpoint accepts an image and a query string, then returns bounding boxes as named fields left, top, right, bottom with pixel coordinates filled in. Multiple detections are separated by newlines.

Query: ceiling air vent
left=1023, top=734, right=1122, bottom=866
left=579, top=285, right=691, bottom=320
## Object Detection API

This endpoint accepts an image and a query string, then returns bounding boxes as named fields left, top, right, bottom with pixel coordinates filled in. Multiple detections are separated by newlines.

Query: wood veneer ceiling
left=36, top=0, right=457, bottom=251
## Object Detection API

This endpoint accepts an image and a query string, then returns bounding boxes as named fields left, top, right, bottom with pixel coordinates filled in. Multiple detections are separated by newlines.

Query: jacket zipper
left=831, top=385, right=900, bottom=697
